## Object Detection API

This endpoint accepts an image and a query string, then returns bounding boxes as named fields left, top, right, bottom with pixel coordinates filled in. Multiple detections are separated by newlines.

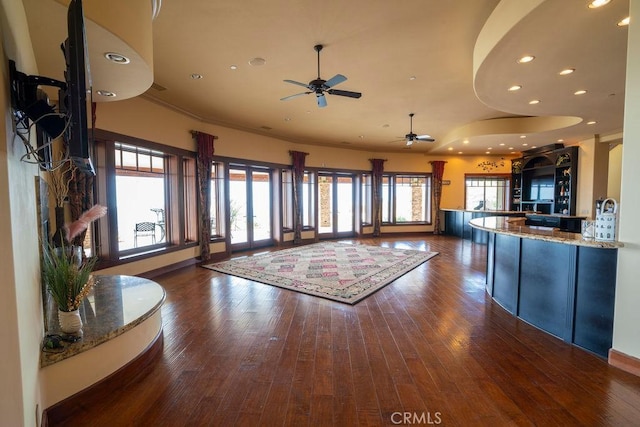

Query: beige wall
left=608, top=143, right=623, bottom=202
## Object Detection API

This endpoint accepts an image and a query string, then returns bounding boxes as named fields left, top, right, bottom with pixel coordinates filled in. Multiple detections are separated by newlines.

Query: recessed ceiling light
left=558, top=139, right=564, bottom=142
left=458, top=151, right=463, bottom=154
left=499, top=143, right=505, bottom=146
left=509, top=147, right=514, bottom=150
left=518, top=55, right=535, bottom=64
left=587, top=120, right=597, bottom=125
left=559, top=68, right=575, bottom=75
left=488, top=147, right=492, bottom=150
left=522, top=143, right=528, bottom=146
left=230, top=65, right=238, bottom=70
left=284, top=117, right=291, bottom=122
left=485, top=151, right=490, bottom=154
left=359, top=135, right=365, bottom=139
left=248, top=57, right=266, bottom=66
left=409, top=76, right=417, bottom=81
left=618, top=17, right=630, bottom=26
left=529, top=99, right=540, bottom=104
left=448, top=147, right=453, bottom=151
left=532, top=146, right=537, bottom=148
left=508, top=85, right=522, bottom=91
left=190, top=73, right=203, bottom=80
left=520, top=135, right=526, bottom=139
left=588, top=0, right=611, bottom=9
left=463, top=140, right=469, bottom=144
left=96, top=90, right=116, bottom=97
left=104, top=52, right=130, bottom=64
left=574, top=90, right=587, bottom=95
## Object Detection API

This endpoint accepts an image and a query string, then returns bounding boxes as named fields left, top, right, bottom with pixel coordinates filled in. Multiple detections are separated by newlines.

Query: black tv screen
left=530, top=176, right=554, bottom=201
left=62, top=0, right=95, bottom=175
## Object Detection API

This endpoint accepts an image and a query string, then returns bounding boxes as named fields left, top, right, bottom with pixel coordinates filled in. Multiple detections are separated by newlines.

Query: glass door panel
left=318, top=173, right=354, bottom=238
left=318, top=175, right=334, bottom=234
left=251, top=170, right=271, bottom=243
left=229, top=166, right=273, bottom=251
left=337, top=176, right=354, bottom=233
left=229, top=168, right=248, bottom=245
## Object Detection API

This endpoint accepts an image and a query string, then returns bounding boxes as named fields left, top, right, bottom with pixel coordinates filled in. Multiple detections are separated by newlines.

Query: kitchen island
left=470, top=216, right=622, bottom=358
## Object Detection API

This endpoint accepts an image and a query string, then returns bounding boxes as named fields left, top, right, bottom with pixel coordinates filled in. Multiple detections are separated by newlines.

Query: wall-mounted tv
left=8, top=0, right=94, bottom=175
left=529, top=176, right=554, bottom=201
left=61, top=0, right=94, bottom=175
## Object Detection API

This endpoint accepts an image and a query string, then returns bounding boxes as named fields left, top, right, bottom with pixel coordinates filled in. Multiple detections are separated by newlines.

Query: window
left=382, top=173, right=432, bottom=224
left=93, top=131, right=197, bottom=262
left=114, top=143, right=166, bottom=251
left=210, top=161, right=225, bottom=238
left=465, top=175, right=510, bottom=210
left=281, top=169, right=293, bottom=231
left=361, top=173, right=372, bottom=225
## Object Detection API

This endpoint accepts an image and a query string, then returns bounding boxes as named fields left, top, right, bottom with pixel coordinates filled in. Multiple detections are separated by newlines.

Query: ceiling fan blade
left=324, top=74, right=347, bottom=88
left=327, top=89, right=362, bottom=99
left=316, top=93, right=327, bottom=108
left=280, top=92, right=311, bottom=101
left=283, top=79, right=310, bottom=89
left=416, top=134, right=435, bottom=142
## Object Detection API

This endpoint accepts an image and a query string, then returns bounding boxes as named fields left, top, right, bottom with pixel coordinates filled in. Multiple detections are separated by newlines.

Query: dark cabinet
left=514, top=145, right=578, bottom=215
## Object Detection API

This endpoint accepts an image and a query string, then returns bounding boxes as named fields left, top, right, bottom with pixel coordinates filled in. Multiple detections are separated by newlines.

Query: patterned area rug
left=203, top=242, right=438, bottom=304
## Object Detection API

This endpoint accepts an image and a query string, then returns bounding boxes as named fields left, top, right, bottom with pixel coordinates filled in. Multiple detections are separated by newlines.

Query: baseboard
left=42, top=332, right=164, bottom=425
left=140, top=257, right=198, bottom=279
left=609, top=348, right=640, bottom=377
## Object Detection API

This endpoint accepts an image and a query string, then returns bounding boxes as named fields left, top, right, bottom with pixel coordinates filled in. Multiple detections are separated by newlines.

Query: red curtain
left=194, top=131, right=216, bottom=262
left=289, top=150, right=308, bottom=244
left=370, top=159, right=386, bottom=237
left=430, top=161, right=446, bottom=235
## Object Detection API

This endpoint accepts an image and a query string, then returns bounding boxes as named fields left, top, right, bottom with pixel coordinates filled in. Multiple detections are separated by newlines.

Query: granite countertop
left=41, top=275, right=166, bottom=367
left=469, top=216, right=624, bottom=249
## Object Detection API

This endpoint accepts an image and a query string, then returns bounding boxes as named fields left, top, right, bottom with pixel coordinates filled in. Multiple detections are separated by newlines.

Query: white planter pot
left=58, top=309, right=83, bottom=334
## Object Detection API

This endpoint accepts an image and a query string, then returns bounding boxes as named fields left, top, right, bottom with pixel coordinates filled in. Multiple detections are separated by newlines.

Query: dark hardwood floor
left=54, top=236, right=640, bottom=426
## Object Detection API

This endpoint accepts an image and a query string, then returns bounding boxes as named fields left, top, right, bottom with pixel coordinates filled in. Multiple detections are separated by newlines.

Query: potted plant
left=41, top=204, right=107, bottom=334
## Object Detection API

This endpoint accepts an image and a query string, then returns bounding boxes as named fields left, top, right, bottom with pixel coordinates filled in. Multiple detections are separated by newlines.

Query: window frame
left=381, top=173, right=433, bottom=225
left=464, top=173, right=511, bottom=211
left=92, top=130, right=198, bottom=267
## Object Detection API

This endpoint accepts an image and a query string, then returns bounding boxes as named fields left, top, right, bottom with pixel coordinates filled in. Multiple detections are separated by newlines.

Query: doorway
left=318, top=173, right=355, bottom=238
left=228, top=166, right=273, bottom=251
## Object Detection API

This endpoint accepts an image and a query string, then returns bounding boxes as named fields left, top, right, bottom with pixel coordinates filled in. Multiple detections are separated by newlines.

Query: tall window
left=114, top=143, right=166, bottom=251
left=465, top=175, right=510, bottom=210
left=210, top=161, right=225, bottom=238
left=382, top=174, right=432, bottom=224
left=93, top=132, right=197, bottom=263
left=302, top=171, right=315, bottom=228
left=281, top=169, right=293, bottom=231
left=361, top=173, right=372, bottom=225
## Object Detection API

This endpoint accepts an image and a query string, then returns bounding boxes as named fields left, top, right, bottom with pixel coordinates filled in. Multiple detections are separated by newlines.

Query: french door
left=318, top=173, right=355, bottom=239
left=228, top=166, right=273, bottom=251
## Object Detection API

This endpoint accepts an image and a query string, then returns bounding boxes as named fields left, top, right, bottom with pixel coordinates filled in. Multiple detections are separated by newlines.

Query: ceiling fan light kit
left=281, top=44, right=362, bottom=108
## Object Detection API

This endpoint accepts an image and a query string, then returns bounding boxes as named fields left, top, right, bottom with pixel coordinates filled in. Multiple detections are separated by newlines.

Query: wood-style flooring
left=52, top=236, right=640, bottom=426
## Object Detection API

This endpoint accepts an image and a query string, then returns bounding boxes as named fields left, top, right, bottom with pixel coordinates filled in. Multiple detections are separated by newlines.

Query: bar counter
left=469, top=216, right=620, bottom=358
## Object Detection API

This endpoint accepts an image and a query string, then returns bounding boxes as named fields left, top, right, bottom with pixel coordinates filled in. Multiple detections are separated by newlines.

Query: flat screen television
left=8, top=0, right=94, bottom=175
left=61, top=0, right=95, bottom=175
left=529, top=176, right=554, bottom=201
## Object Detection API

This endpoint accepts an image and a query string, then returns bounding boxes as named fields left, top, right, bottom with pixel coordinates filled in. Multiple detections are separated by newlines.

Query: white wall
left=612, top=0, right=640, bottom=361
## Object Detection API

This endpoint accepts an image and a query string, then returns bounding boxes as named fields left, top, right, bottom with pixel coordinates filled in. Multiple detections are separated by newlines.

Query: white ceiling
left=22, top=0, right=630, bottom=156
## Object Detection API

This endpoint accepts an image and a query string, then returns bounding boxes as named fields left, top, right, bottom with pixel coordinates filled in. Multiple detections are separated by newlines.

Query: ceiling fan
left=395, top=113, right=435, bottom=146
left=280, top=44, right=362, bottom=108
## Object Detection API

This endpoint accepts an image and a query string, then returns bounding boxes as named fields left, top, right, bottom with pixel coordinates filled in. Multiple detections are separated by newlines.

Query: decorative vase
left=58, top=309, right=83, bottom=334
